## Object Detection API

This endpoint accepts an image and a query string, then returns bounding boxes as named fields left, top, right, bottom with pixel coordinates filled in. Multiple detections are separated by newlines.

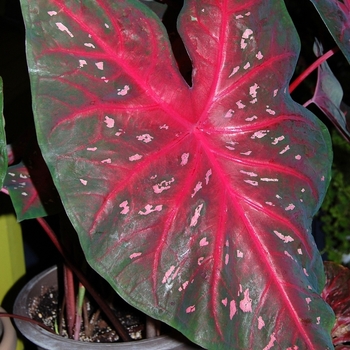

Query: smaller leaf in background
left=310, top=0, right=350, bottom=65
left=305, top=40, right=350, bottom=142
left=322, top=261, right=350, bottom=349
left=4, top=139, right=62, bottom=221
left=0, top=77, right=7, bottom=188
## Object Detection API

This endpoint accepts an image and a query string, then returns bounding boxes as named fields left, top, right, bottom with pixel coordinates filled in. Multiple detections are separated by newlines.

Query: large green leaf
left=310, top=0, right=350, bottom=64
left=20, top=0, right=334, bottom=348
left=0, top=77, right=7, bottom=188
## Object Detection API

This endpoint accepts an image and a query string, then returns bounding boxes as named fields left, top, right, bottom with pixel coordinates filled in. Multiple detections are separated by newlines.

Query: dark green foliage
left=319, top=129, right=350, bottom=263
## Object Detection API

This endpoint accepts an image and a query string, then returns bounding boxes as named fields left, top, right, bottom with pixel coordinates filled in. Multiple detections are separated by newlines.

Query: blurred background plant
left=318, top=128, right=350, bottom=265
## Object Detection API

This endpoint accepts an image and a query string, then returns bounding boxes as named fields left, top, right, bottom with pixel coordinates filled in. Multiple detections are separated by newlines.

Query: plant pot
left=14, top=266, right=200, bottom=350
left=0, top=307, right=17, bottom=350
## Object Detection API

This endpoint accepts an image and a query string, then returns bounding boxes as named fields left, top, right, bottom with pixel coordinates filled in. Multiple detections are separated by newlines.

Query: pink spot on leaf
left=246, top=115, right=258, bottom=121
left=84, top=43, right=95, bottom=48
left=130, top=252, right=142, bottom=259
left=251, top=130, right=269, bottom=139
left=249, top=83, right=259, bottom=98
left=117, top=85, right=130, bottom=96
left=129, top=154, right=142, bottom=161
left=239, top=289, right=252, bottom=312
left=153, top=178, right=175, bottom=194
left=260, top=178, right=278, bottom=182
left=186, top=305, right=195, bottom=313
left=199, top=237, right=209, bottom=246
left=181, top=153, right=189, bottom=166
left=256, top=51, right=264, bottom=60
left=229, top=66, right=240, bottom=77
left=95, top=62, right=104, bottom=70
left=225, top=254, right=229, bottom=265
left=272, top=136, right=285, bottom=145
left=263, top=333, right=276, bottom=350
left=244, top=180, right=258, bottom=186
left=205, top=169, right=212, bottom=185
left=56, top=22, right=74, bottom=37
left=162, top=266, right=175, bottom=284
left=136, top=134, right=153, bottom=143
left=236, top=100, right=246, bottom=109
left=104, top=116, right=115, bottom=128
left=224, top=109, right=234, bottom=118
left=242, top=28, right=253, bottom=39
left=139, top=204, right=163, bottom=216
left=190, top=204, right=203, bottom=227
left=240, top=170, right=258, bottom=177
left=119, top=200, right=129, bottom=215
left=79, top=60, right=87, bottom=68
left=273, top=230, right=294, bottom=243
left=237, top=250, right=244, bottom=258
left=285, top=203, right=295, bottom=211
left=191, top=181, right=202, bottom=198
left=230, top=300, right=237, bottom=319
left=258, top=316, right=265, bottom=330
left=279, top=145, right=290, bottom=154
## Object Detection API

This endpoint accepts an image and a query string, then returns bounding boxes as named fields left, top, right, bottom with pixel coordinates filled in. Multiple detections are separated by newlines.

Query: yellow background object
left=0, top=195, right=25, bottom=350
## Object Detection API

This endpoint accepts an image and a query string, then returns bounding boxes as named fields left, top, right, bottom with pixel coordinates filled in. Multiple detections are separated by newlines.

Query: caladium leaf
left=20, top=0, right=334, bottom=348
left=0, top=77, right=7, bottom=188
left=4, top=137, right=62, bottom=221
left=305, top=40, right=350, bottom=142
left=310, top=0, right=350, bottom=64
left=322, top=262, right=350, bottom=348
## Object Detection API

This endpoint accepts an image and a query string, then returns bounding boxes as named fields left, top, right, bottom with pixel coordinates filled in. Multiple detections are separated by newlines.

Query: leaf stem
left=34, top=218, right=132, bottom=342
left=289, top=46, right=339, bottom=93
left=73, top=283, right=85, bottom=341
left=64, top=265, right=75, bottom=338
left=0, top=312, right=56, bottom=334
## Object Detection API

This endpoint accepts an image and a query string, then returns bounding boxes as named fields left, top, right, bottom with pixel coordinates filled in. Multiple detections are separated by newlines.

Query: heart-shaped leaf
left=20, top=0, right=334, bottom=348
left=305, top=40, right=350, bottom=142
left=0, top=77, right=7, bottom=188
left=310, top=0, right=350, bottom=64
left=322, top=262, right=350, bottom=348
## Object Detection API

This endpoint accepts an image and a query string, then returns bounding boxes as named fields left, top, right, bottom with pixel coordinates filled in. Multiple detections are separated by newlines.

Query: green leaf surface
left=4, top=136, right=62, bottom=221
left=310, top=0, right=350, bottom=64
